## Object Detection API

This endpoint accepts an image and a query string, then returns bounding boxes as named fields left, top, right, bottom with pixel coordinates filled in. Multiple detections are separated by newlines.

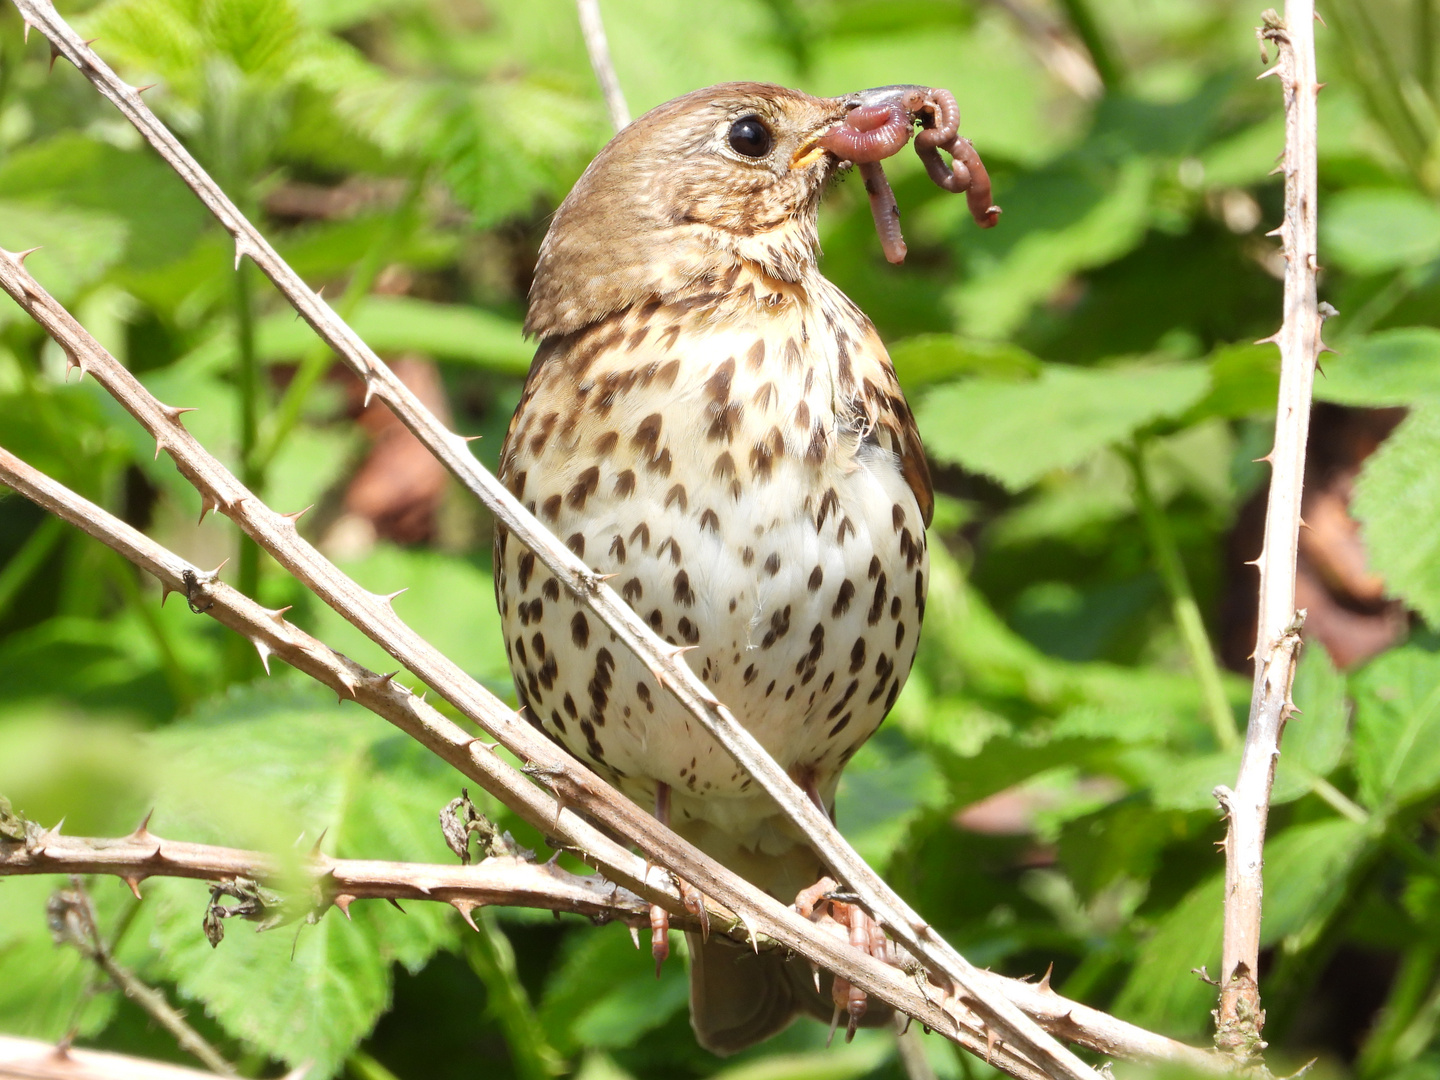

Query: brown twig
left=0, top=1035, right=284, bottom=1080
left=5, top=821, right=656, bottom=929
left=574, top=0, right=630, bottom=132
left=6, top=11, right=1104, bottom=1075
left=1213, top=3, right=1325, bottom=1062
left=46, top=880, right=237, bottom=1076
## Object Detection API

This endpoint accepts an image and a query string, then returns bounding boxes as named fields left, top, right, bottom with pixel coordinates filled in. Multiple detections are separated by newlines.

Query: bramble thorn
left=202, top=557, right=229, bottom=581
left=14, top=247, right=42, bottom=265
left=452, top=899, right=481, bottom=932
left=310, top=828, right=328, bottom=857
left=252, top=638, right=273, bottom=675
left=134, top=84, right=156, bottom=95
left=130, top=809, right=156, bottom=840
left=1038, top=962, right=1054, bottom=993
left=333, top=894, right=355, bottom=918
left=281, top=504, right=314, bottom=525
left=266, top=605, right=293, bottom=623
left=122, top=875, right=144, bottom=900
left=377, top=587, right=408, bottom=607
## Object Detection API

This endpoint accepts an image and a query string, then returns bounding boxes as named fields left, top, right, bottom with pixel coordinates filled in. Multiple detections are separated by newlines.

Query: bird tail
left=687, top=933, right=894, bottom=1055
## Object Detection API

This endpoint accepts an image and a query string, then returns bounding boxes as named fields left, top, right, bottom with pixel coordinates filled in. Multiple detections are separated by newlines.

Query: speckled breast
left=494, top=278, right=928, bottom=843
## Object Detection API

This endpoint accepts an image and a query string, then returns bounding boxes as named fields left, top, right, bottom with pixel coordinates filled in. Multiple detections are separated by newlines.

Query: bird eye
left=728, top=115, right=773, bottom=158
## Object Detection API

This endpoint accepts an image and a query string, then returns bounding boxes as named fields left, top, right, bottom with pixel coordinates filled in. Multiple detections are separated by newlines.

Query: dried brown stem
left=575, top=0, right=630, bottom=132
left=1213, top=3, right=1324, bottom=1062
left=4, top=822, right=655, bottom=929
left=7, top=10, right=1096, bottom=1074
left=46, top=880, right=238, bottom=1076
left=0, top=1035, right=276, bottom=1080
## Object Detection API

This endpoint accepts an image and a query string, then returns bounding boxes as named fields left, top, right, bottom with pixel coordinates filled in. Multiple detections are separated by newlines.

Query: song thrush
left=494, top=81, right=995, bottom=1053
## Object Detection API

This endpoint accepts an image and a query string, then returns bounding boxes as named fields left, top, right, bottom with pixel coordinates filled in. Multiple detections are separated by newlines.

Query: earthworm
left=858, top=160, right=906, bottom=264
left=819, top=84, right=1001, bottom=262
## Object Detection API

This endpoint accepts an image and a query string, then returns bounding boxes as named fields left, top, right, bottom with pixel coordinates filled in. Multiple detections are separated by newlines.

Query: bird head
left=525, top=82, right=857, bottom=339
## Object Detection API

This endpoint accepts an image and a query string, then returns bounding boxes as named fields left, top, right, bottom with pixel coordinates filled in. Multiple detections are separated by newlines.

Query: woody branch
left=8, top=6, right=1101, bottom=1075
left=0, top=259, right=1227, bottom=1079
left=1, top=817, right=657, bottom=929
left=1212, top=2, right=1326, bottom=1061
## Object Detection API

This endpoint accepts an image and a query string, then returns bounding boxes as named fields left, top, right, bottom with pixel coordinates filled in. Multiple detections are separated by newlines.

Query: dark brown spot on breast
left=747, top=339, right=765, bottom=370
left=658, top=537, right=682, bottom=565
left=867, top=574, right=888, bottom=625
left=664, top=484, right=688, bottom=512
left=793, top=400, right=810, bottom=430
left=750, top=427, right=783, bottom=482
left=543, top=579, right=560, bottom=602
left=892, top=503, right=906, bottom=532
left=566, top=533, right=585, bottom=557
left=706, top=358, right=735, bottom=404
left=849, top=638, right=866, bottom=674
left=700, top=508, right=720, bottom=534
left=783, top=337, right=801, bottom=370
left=634, top=413, right=662, bottom=453
left=713, top=452, right=736, bottom=479
left=629, top=523, right=650, bottom=550
left=518, top=552, right=535, bottom=592
left=648, top=608, right=664, bottom=631
left=610, top=535, right=626, bottom=562
left=837, top=517, right=855, bottom=544
left=623, top=577, right=643, bottom=602
left=816, top=488, right=839, bottom=531
left=648, top=448, right=673, bottom=476
left=764, top=552, right=781, bottom=576
left=595, top=431, right=619, bottom=456
left=541, top=494, right=562, bottom=521
left=869, top=556, right=882, bottom=580
left=752, top=382, right=776, bottom=410
left=627, top=325, right=650, bottom=351
left=828, top=713, right=851, bottom=737
left=742, top=546, right=755, bottom=567
left=614, top=469, right=636, bottom=497
left=895, top=621, right=906, bottom=647
left=808, top=566, right=823, bottom=591
left=677, top=616, right=700, bottom=644
left=832, top=580, right=855, bottom=617
left=571, top=612, right=589, bottom=648
left=674, top=570, right=694, bottom=607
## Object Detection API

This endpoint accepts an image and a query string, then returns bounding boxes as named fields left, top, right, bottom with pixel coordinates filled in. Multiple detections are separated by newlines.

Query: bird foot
left=794, top=877, right=895, bottom=1042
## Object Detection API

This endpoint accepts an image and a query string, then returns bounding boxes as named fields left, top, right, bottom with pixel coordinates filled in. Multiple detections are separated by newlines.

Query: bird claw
left=794, top=876, right=896, bottom=1036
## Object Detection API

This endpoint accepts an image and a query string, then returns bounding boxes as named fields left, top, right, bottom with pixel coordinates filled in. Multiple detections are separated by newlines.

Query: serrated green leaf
left=1318, top=328, right=1440, bottom=408
left=251, top=295, right=531, bottom=373
left=1353, top=406, right=1440, bottom=626
left=1323, top=188, right=1440, bottom=275
left=0, top=876, right=122, bottom=1039
left=950, top=159, right=1154, bottom=339
left=1351, top=644, right=1440, bottom=810
left=540, top=924, right=686, bottom=1055
left=0, top=201, right=128, bottom=308
left=133, top=683, right=462, bottom=1077
left=307, top=545, right=509, bottom=690
left=887, top=334, right=1040, bottom=388
left=918, top=362, right=1209, bottom=491
left=1189, top=344, right=1279, bottom=420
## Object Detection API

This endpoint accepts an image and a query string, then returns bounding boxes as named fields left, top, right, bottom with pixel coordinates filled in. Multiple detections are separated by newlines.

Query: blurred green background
left=3, top=0, right=1440, bottom=1077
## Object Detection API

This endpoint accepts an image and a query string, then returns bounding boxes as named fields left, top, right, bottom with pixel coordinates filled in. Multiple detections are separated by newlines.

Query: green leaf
left=949, top=159, right=1154, bottom=339
left=1351, top=644, right=1440, bottom=810
left=834, top=727, right=946, bottom=868
left=1113, top=872, right=1220, bottom=1036
left=540, top=925, right=687, bottom=1055
left=307, top=545, right=511, bottom=689
left=1145, top=750, right=1240, bottom=811
left=1323, top=188, right=1440, bottom=275
left=254, top=295, right=532, bottom=374
left=887, top=334, right=1040, bottom=388
left=0, top=875, right=122, bottom=1039
left=1317, top=328, right=1440, bottom=408
left=1353, top=406, right=1440, bottom=626
left=0, top=201, right=128, bottom=309
left=1189, top=344, right=1279, bottom=420
left=918, top=362, right=1209, bottom=491
left=131, top=683, right=463, bottom=1077
left=1116, top=819, right=1366, bottom=1036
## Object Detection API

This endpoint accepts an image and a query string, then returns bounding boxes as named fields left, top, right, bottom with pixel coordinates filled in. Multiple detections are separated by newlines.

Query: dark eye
left=728, top=115, right=773, bottom=158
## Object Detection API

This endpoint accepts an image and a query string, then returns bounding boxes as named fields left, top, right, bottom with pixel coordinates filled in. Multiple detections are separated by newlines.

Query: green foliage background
left=2, top=0, right=1440, bottom=1077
